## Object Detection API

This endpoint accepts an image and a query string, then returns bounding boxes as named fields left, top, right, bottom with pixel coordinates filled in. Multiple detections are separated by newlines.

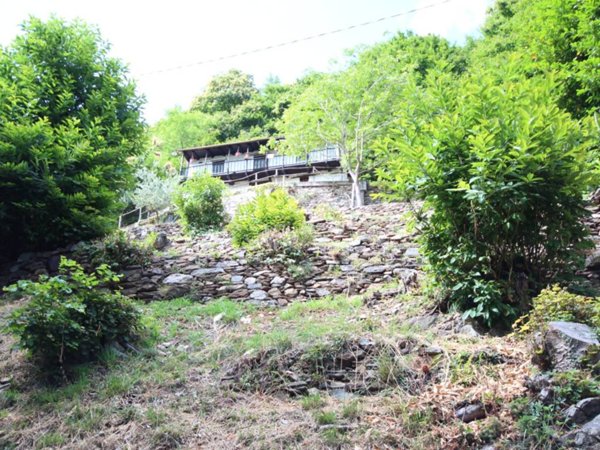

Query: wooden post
left=138, top=208, right=142, bottom=223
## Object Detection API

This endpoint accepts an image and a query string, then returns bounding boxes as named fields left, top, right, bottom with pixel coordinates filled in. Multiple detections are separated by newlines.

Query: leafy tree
left=129, top=167, right=178, bottom=214
left=376, top=63, right=597, bottom=326
left=173, top=173, right=226, bottom=234
left=149, top=107, right=218, bottom=170
left=191, top=69, right=258, bottom=114
left=277, top=33, right=461, bottom=207
left=0, top=17, right=145, bottom=257
left=476, top=0, right=600, bottom=118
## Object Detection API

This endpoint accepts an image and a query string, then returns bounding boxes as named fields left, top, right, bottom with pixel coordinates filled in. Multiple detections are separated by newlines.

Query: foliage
left=191, top=69, right=258, bottom=114
left=3, top=258, right=142, bottom=369
left=510, top=369, right=599, bottom=448
left=173, top=172, right=226, bottom=234
left=129, top=167, right=178, bottom=213
left=227, top=187, right=305, bottom=247
left=0, top=17, right=145, bottom=257
left=148, top=107, right=219, bottom=170
left=477, top=0, right=600, bottom=118
left=377, top=63, right=596, bottom=326
left=246, top=225, right=314, bottom=269
left=74, top=230, right=154, bottom=271
left=513, top=285, right=600, bottom=334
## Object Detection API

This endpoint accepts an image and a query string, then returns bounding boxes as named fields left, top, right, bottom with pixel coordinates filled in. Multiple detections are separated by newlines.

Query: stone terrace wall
left=121, top=202, right=420, bottom=306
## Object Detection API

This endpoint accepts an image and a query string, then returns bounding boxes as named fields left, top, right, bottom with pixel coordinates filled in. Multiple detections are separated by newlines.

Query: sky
left=0, top=0, right=494, bottom=124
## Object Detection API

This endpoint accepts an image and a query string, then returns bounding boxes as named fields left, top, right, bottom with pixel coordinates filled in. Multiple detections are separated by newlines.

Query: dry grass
left=0, top=289, right=534, bottom=449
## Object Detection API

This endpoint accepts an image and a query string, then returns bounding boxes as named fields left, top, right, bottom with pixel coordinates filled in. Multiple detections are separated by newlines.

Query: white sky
left=0, top=0, right=493, bottom=124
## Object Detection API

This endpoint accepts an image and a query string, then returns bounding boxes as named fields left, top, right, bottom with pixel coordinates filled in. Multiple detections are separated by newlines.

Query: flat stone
left=244, top=277, right=257, bottom=285
left=271, top=276, right=286, bottom=286
left=191, top=267, right=225, bottom=277
left=339, top=265, right=355, bottom=273
left=455, top=404, right=486, bottom=423
left=284, top=288, right=298, bottom=297
left=247, top=283, right=263, bottom=290
left=315, top=288, right=331, bottom=297
left=404, top=247, right=420, bottom=258
left=566, top=398, right=600, bottom=425
left=362, top=265, right=387, bottom=274
left=544, top=322, right=599, bottom=371
left=163, top=273, right=193, bottom=284
left=217, top=260, right=238, bottom=268
left=230, top=275, right=244, bottom=283
left=249, top=290, right=268, bottom=301
left=561, top=413, right=600, bottom=447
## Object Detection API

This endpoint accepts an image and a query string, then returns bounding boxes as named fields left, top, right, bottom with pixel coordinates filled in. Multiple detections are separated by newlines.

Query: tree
left=476, top=0, right=600, bottom=118
left=129, top=167, right=178, bottom=214
left=149, top=107, right=219, bottom=171
left=0, top=17, right=145, bottom=257
left=277, top=33, right=460, bottom=208
left=375, top=62, right=597, bottom=326
left=190, top=69, right=258, bottom=114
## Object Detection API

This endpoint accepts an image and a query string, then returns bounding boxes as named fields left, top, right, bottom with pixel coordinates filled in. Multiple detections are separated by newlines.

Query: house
left=178, top=137, right=345, bottom=186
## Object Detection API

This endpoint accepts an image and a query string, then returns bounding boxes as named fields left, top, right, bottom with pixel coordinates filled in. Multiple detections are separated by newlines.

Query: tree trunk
left=348, top=172, right=363, bottom=208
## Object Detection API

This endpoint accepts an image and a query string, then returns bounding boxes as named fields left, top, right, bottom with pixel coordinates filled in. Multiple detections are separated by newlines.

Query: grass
left=278, top=295, right=362, bottom=321
left=0, top=278, right=546, bottom=449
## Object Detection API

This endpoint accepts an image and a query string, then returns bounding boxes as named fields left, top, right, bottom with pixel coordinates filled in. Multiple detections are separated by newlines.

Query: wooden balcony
left=180, top=146, right=341, bottom=182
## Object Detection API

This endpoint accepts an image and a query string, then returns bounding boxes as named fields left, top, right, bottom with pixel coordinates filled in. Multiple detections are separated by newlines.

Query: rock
left=539, top=387, right=555, bottom=405
left=162, top=273, right=193, bottom=284
left=191, top=267, right=225, bottom=277
left=455, top=403, right=487, bottom=423
left=153, top=232, right=169, bottom=250
left=217, top=260, right=238, bottom=268
left=229, top=289, right=250, bottom=299
left=566, top=398, right=600, bottom=425
left=407, top=314, right=438, bottom=330
left=315, top=288, right=331, bottom=297
left=249, top=290, right=268, bottom=301
left=459, top=324, right=481, bottom=338
left=271, top=276, right=286, bottom=286
left=247, top=283, right=263, bottom=290
left=404, top=247, right=420, bottom=258
left=543, top=322, right=599, bottom=371
left=561, top=413, right=600, bottom=448
left=393, top=268, right=419, bottom=287
left=230, top=275, right=244, bottom=283
left=339, top=265, right=355, bottom=273
left=244, top=277, right=257, bottom=285
left=525, top=373, right=553, bottom=392
left=284, top=288, right=298, bottom=297
left=363, top=265, right=387, bottom=274
left=586, top=249, right=600, bottom=271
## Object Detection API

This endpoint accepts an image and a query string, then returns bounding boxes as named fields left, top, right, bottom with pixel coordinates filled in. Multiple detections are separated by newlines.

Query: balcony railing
left=180, top=146, right=340, bottom=179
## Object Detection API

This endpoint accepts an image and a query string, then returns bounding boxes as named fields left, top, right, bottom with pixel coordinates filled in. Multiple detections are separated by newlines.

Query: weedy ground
left=0, top=283, right=543, bottom=450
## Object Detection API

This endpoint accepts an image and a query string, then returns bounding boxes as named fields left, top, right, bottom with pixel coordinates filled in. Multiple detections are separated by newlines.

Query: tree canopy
left=0, top=17, right=145, bottom=257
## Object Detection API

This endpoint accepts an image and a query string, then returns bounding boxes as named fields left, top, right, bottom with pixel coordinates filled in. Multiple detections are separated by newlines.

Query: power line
left=138, top=0, right=454, bottom=78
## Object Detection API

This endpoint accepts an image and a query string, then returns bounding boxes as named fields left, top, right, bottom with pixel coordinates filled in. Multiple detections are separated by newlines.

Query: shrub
left=246, top=225, right=314, bottom=266
left=514, top=285, right=600, bottom=334
left=4, top=258, right=142, bottom=369
left=74, top=230, right=154, bottom=271
left=228, top=187, right=305, bottom=246
left=380, top=65, right=597, bottom=326
left=129, top=167, right=178, bottom=214
left=173, top=173, right=226, bottom=234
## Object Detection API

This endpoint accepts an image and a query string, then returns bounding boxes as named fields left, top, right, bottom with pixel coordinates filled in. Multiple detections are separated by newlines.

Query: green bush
left=246, top=225, right=314, bottom=269
left=514, top=285, right=600, bottom=334
left=3, top=258, right=142, bottom=369
left=173, top=173, right=226, bottom=234
left=228, top=187, right=306, bottom=247
left=381, top=65, right=597, bottom=326
left=74, top=230, right=154, bottom=271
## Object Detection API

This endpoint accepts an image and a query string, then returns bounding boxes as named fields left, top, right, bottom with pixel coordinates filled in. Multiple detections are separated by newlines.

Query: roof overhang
left=179, top=136, right=284, bottom=161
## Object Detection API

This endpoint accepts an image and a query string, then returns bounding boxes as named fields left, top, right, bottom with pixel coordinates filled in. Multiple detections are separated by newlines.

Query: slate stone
left=566, top=398, right=600, bottom=425
left=362, top=265, right=387, bottom=274
left=561, top=413, right=600, bottom=447
left=544, top=322, right=599, bottom=371
left=455, top=403, right=486, bottom=423
left=249, top=290, right=268, bottom=300
left=163, top=273, right=193, bottom=284
left=191, top=267, right=225, bottom=277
